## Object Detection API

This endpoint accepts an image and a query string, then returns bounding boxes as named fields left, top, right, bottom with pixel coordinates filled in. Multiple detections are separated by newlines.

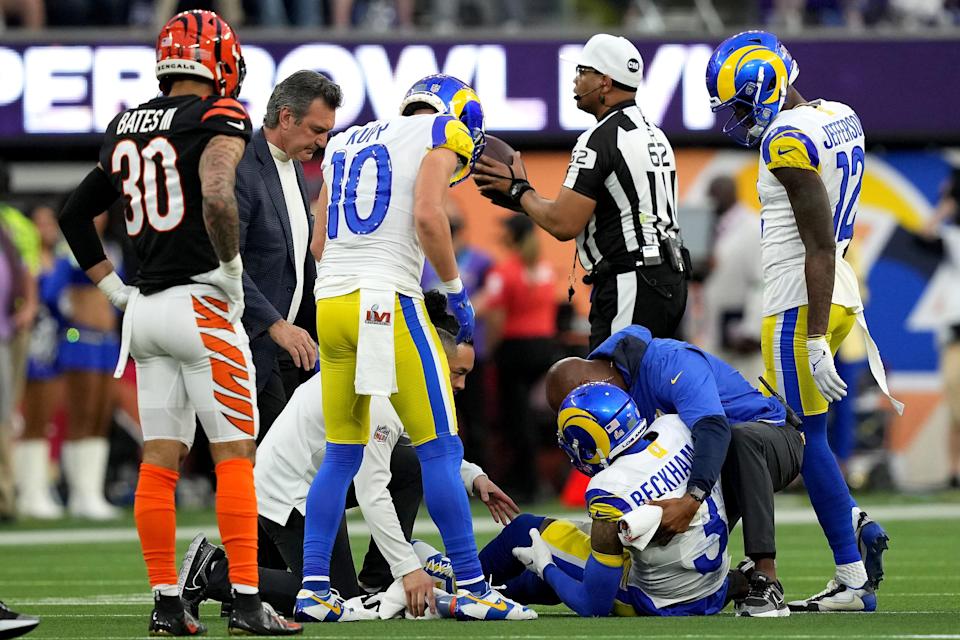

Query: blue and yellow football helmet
left=557, top=382, right=648, bottom=477
left=399, top=74, right=486, bottom=185
left=705, top=31, right=799, bottom=147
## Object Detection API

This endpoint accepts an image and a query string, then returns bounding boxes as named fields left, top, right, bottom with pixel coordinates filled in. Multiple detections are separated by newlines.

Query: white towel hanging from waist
left=854, top=309, right=904, bottom=416
left=113, top=288, right=140, bottom=379
left=355, top=288, right=398, bottom=397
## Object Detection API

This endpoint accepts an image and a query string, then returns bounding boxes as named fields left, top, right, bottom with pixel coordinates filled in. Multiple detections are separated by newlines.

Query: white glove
left=807, top=334, right=847, bottom=402
left=511, top=528, right=555, bottom=579
left=96, top=272, right=136, bottom=311
left=192, top=255, right=244, bottom=324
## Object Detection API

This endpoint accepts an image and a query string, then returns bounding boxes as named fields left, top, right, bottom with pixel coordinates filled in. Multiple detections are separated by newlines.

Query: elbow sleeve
left=58, top=168, right=121, bottom=270
left=688, top=415, right=731, bottom=495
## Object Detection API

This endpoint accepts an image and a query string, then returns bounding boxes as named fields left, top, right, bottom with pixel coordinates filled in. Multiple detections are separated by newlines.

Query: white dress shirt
left=268, top=141, right=309, bottom=323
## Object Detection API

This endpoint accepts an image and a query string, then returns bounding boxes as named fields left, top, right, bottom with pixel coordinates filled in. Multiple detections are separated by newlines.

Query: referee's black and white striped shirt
left=563, top=99, right=680, bottom=273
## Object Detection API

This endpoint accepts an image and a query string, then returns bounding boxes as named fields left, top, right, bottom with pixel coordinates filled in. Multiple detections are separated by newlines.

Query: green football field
left=1, top=497, right=958, bottom=639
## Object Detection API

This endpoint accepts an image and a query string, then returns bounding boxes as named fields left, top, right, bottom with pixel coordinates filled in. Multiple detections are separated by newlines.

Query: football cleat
left=293, top=589, right=378, bottom=622
left=148, top=593, right=207, bottom=636
left=0, top=600, right=40, bottom=639
left=855, top=510, right=890, bottom=590
left=227, top=597, right=302, bottom=636
left=735, top=573, right=789, bottom=618
left=434, top=588, right=537, bottom=621
left=178, top=534, right=228, bottom=618
left=787, top=579, right=877, bottom=612
left=727, top=558, right=755, bottom=604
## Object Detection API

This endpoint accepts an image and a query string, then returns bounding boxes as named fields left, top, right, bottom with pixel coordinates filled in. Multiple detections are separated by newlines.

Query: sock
left=153, top=585, right=179, bottom=598
left=799, top=413, right=861, bottom=565
left=851, top=506, right=864, bottom=530
left=215, top=458, right=259, bottom=593
left=836, top=561, right=869, bottom=589
left=478, top=513, right=545, bottom=583
left=416, top=436, right=486, bottom=594
left=134, top=463, right=179, bottom=588
left=302, top=442, right=364, bottom=592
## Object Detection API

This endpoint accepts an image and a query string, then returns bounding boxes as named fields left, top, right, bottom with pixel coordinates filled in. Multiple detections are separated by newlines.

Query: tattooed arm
left=199, top=134, right=246, bottom=262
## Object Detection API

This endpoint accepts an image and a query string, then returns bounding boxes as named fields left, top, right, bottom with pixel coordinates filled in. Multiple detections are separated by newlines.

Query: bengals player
left=58, top=10, right=301, bottom=636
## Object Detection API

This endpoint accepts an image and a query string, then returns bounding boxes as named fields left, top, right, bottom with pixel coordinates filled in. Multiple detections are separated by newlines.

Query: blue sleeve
left=542, top=555, right=621, bottom=617
left=688, top=415, right=730, bottom=495
left=655, top=348, right=730, bottom=495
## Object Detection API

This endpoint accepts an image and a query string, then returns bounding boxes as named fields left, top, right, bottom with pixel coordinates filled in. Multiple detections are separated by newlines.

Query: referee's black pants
left=721, top=421, right=805, bottom=559
left=588, top=263, right=687, bottom=350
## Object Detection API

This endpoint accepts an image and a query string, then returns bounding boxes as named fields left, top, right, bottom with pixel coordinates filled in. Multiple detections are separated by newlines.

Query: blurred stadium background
left=0, top=0, right=958, bottom=523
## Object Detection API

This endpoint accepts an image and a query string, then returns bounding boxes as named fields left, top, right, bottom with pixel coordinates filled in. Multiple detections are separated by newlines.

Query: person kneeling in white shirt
left=177, top=291, right=518, bottom=618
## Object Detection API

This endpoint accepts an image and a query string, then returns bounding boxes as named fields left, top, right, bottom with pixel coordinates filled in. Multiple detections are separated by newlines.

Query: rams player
left=706, top=31, right=902, bottom=611
left=294, top=75, right=534, bottom=622
left=475, top=386, right=735, bottom=617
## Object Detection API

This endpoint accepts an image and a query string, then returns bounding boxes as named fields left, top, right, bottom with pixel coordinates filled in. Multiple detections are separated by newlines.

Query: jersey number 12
left=833, top=145, right=864, bottom=244
left=327, top=144, right=393, bottom=239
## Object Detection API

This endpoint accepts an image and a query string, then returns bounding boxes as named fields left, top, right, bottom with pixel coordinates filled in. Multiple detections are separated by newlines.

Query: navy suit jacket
left=236, top=128, right=316, bottom=393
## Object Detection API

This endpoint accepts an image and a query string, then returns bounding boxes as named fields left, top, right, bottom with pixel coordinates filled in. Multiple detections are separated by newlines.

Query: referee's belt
left=583, top=248, right=664, bottom=285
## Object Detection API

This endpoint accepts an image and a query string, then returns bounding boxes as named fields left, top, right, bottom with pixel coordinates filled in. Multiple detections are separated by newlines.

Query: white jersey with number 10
left=315, top=113, right=475, bottom=301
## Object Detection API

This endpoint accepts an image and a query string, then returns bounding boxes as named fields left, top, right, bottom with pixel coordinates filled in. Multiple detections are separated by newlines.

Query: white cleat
left=294, top=589, right=378, bottom=622
left=435, top=587, right=537, bottom=621
left=787, top=579, right=877, bottom=612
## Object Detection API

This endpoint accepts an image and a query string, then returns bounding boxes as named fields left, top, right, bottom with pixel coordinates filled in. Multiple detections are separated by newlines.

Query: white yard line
left=24, top=634, right=960, bottom=640
left=1, top=503, right=959, bottom=547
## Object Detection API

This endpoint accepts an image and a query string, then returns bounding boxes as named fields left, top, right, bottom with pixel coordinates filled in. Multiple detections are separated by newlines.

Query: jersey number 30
left=111, top=137, right=184, bottom=236
left=327, top=144, right=393, bottom=239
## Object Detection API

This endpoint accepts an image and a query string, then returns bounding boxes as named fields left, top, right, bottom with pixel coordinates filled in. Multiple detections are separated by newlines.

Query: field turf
left=1, top=498, right=958, bottom=639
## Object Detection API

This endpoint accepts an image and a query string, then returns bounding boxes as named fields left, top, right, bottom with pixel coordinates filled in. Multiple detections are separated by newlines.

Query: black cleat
left=855, top=510, right=890, bottom=590
left=178, top=534, right=227, bottom=618
left=149, top=594, right=207, bottom=636
left=228, top=594, right=302, bottom=636
left=727, top=558, right=755, bottom=604
left=0, top=600, right=40, bottom=640
left=736, top=573, right=789, bottom=618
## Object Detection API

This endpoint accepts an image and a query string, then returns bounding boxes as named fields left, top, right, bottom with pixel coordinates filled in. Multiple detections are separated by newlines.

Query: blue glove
left=444, top=280, right=475, bottom=344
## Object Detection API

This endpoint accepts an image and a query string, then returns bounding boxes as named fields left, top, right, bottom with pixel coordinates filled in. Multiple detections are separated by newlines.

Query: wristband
left=221, top=254, right=243, bottom=277
left=96, top=272, right=125, bottom=297
left=439, top=276, right=464, bottom=295
left=509, top=179, right=534, bottom=203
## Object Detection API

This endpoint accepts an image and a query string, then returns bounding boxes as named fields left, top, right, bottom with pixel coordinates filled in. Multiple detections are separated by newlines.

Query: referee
left=474, top=34, right=689, bottom=348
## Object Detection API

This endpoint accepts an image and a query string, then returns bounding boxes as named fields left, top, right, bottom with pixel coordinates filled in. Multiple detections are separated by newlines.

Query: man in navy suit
left=236, top=70, right=342, bottom=435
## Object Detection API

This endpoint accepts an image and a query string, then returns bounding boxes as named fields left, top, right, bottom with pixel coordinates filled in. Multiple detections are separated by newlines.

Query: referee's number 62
left=647, top=142, right=670, bottom=167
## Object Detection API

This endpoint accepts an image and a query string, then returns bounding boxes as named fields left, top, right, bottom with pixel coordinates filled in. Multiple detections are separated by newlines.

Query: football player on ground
left=706, top=31, right=902, bottom=612
left=294, top=74, right=534, bottom=622
left=542, top=325, right=810, bottom=616
left=177, top=291, right=518, bottom=619
left=473, top=396, right=735, bottom=617
left=57, top=10, right=300, bottom=636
